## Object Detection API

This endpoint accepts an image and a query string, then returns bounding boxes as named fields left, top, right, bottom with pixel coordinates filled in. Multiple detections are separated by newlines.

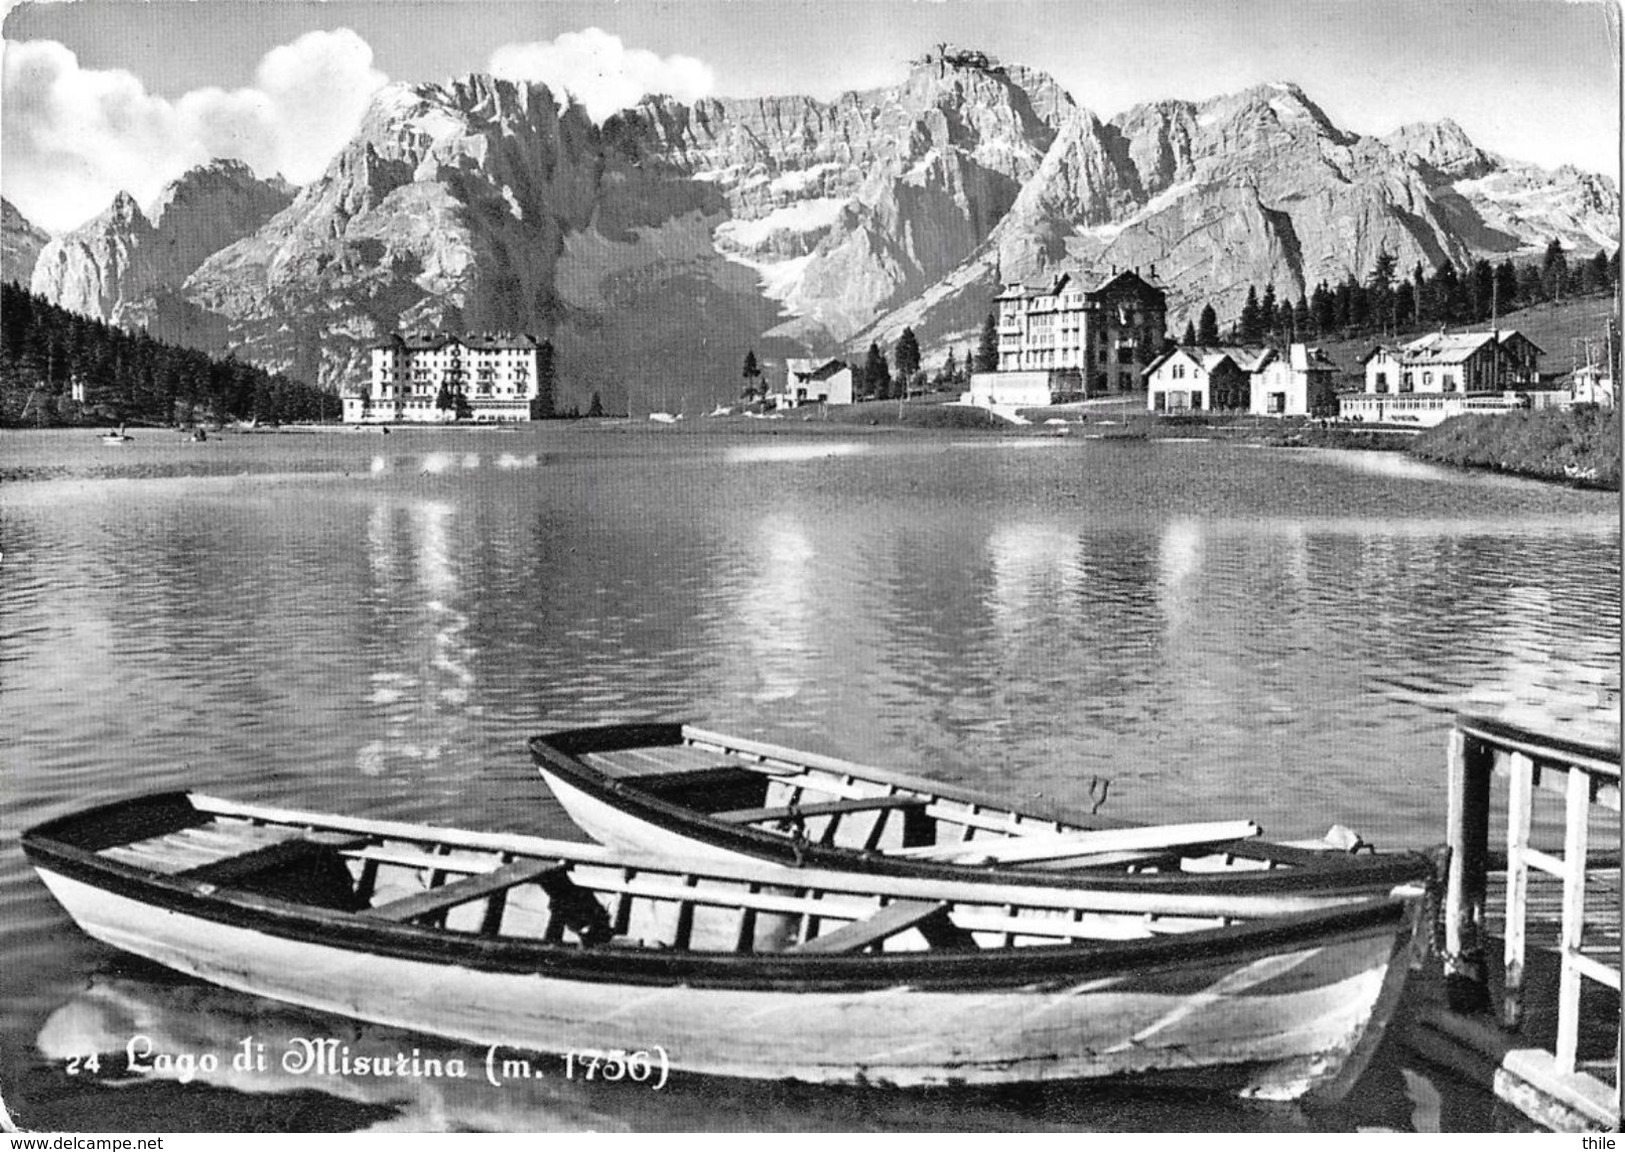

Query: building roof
left=369, top=332, right=539, bottom=352
left=1289, top=344, right=1336, bottom=371
left=1399, top=331, right=1498, bottom=364
left=996, top=266, right=1165, bottom=303
left=1143, top=344, right=1271, bottom=377
left=1398, top=329, right=1543, bottom=364
left=1178, top=344, right=1274, bottom=371
left=799, top=359, right=850, bottom=382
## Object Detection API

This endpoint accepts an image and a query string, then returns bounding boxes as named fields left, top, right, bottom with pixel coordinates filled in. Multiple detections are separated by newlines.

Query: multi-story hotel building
left=992, top=267, right=1168, bottom=394
left=343, top=333, right=542, bottom=424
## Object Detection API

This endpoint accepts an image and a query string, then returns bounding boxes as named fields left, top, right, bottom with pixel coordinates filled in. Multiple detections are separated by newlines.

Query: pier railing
left=1442, top=712, right=1621, bottom=1125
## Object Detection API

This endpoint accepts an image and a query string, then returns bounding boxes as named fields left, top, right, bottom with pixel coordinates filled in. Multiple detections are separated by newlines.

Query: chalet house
left=1359, top=330, right=1543, bottom=396
left=1143, top=345, right=1273, bottom=413
left=1251, top=345, right=1337, bottom=417
left=992, top=266, right=1168, bottom=394
left=778, top=358, right=853, bottom=408
left=1343, top=329, right=1545, bottom=425
left=345, top=333, right=541, bottom=424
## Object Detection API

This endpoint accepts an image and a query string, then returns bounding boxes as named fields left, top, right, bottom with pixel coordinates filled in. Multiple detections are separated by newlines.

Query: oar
left=887, top=820, right=1262, bottom=866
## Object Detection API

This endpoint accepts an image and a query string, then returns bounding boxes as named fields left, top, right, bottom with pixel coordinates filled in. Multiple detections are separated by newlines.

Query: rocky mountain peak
left=106, top=191, right=148, bottom=228
left=3, top=198, right=51, bottom=285
left=1381, top=118, right=1499, bottom=182
left=1194, top=81, right=1349, bottom=146
left=30, top=160, right=293, bottom=326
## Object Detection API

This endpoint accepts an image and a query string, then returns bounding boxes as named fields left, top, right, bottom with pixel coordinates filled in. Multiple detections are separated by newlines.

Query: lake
left=1, top=423, right=1618, bottom=1132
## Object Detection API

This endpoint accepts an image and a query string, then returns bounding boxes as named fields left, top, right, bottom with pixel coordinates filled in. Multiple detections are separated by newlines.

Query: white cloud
left=488, top=27, right=713, bottom=122
left=2, top=30, right=387, bottom=234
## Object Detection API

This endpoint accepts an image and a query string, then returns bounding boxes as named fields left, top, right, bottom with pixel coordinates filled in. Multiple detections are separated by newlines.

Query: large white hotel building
left=343, top=333, right=541, bottom=424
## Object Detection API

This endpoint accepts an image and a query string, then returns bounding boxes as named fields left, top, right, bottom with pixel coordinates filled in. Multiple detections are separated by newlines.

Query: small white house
left=1143, top=347, right=1266, bottom=412
left=779, top=358, right=853, bottom=407
left=1570, top=364, right=1615, bottom=409
left=965, top=370, right=1052, bottom=408
left=1250, top=344, right=1337, bottom=417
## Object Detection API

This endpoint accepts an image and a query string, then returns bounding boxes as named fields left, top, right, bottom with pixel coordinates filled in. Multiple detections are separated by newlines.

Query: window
left=1190, top=392, right=1203, bottom=411
left=1423, top=372, right=1433, bottom=387
left=1173, top=363, right=1185, bottom=380
left=1374, top=371, right=1387, bottom=393
left=1402, top=372, right=1414, bottom=392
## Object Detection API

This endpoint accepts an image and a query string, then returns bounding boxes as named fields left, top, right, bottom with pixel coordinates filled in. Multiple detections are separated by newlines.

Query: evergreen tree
left=1518, top=263, right=1545, bottom=306
left=1427, top=263, right=1463, bottom=324
left=1238, top=286, right=1263, bottom=343
left=1196, top=304, right=1220, bottom=345
left=740, top=349, right=762, bottom=400
left=895, top=327, right=922, bottom=392
left=1345, top=272, right=1371, bottom=330
left=1182, top=319, right=1197, bottom=346
left=1292, top=296, right=1310, bottom=340
left=939, top=346, right=958, bottom=386
left=1394, top=282, right=1416, bottom=329
left=1332, top=278, right=1354, bottom=331
left=1467, top=260, right=1495, bottom=324
left=1311, top=282, right=1336, bottom=334
left=1541, top=238, right=1568, bottom=302
left=865, top=342, right=892, bottom=399
left=533, top=339, right=556, bottom=419
left=975, top=313, right=999, bottom=373
left=1584, top=249, right=1611, bottom=295
left=1494, top=261, right=1520, bottom=317
left=1259, top=283, right=1279, bottom=343
left=587, top=390, right=604, bottom=418
left=1368, top=250, right=1397, bottom=334
left=1412, top=262, right=1430, bottom=326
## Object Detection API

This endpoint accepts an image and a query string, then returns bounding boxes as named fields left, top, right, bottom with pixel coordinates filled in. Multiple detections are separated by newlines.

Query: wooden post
left=1502, top=752, right=1535, bottom=1029
left=1444, top=727, right=1492, bottom=1011
left=1554, top=764, right=1592, bottom=1075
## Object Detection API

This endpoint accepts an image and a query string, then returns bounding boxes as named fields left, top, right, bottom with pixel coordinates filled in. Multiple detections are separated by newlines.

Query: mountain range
left=5, top=52, right=1617, bottom=411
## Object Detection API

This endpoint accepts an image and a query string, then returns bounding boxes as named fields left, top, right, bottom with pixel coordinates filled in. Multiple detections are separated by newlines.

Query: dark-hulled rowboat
left=529, top=723, right=1431, bottom=908
left=25, top=790, right=1433, bottom=1099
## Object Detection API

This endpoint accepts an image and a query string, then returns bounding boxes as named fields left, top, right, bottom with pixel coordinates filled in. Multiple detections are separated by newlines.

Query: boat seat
left=363, top=859, right=567, bottom=924
left=178, top=834, right=368, bottom=886
left=626, top=765, right=772, bottom=813
left=713, top=794, right=929, bottom=825
left=787, top=899, right=976, bottom=954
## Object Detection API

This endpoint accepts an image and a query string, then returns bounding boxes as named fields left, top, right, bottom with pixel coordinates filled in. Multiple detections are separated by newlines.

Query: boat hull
left=530, top=725, right=1437, bottom=905
left=33, top=862, right=1417, bottom=1097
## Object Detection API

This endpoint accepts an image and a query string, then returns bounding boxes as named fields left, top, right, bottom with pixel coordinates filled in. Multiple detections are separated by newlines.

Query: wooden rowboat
left=25, top=790, right=1433, bottom=1099
left=529, top=723, right=1433, bottom=907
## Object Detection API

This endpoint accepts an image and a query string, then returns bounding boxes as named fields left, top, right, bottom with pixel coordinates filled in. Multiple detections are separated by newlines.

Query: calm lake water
left=1, top=424, right=1618, bottom=1132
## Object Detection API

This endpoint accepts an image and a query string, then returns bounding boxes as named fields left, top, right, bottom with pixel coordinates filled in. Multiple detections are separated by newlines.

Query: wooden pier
left=1405, top=713, right=1621, bottom=1131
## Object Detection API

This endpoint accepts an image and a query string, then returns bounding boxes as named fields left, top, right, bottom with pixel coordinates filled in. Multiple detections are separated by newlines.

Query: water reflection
left=733, top=519, right=816, bottom=704
left=723, top=441, right=871, bottom=465
left=354, top=497, right=479, bottom=781
left=985, top=522, right=1084, bottom=630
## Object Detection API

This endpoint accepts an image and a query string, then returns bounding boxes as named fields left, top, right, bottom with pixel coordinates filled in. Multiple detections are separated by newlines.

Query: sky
left=2, top=0, right=1620, bottom=235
